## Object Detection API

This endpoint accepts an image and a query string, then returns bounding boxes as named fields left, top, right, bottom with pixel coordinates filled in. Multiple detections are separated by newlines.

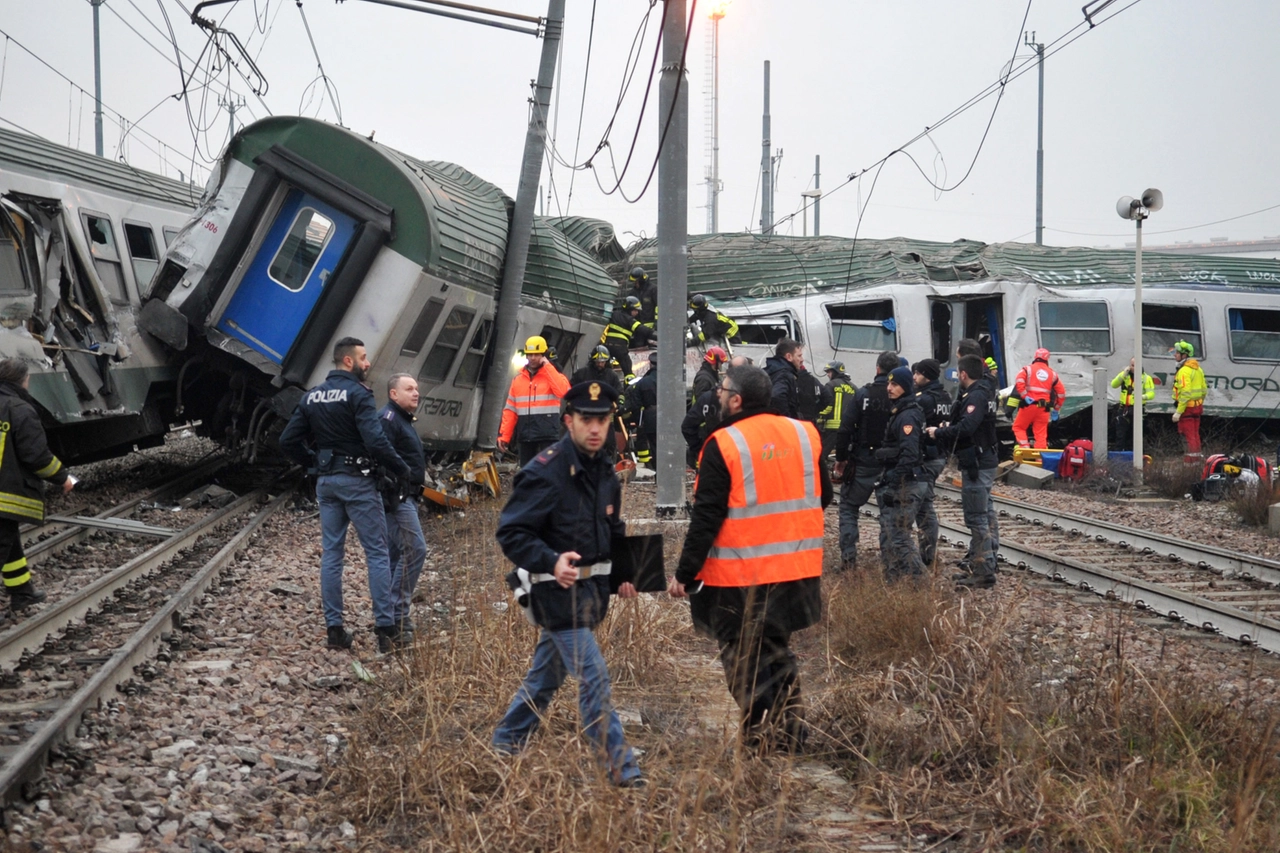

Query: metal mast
left=476, top=0, right=564, bottom=448
left=92, top=0, right=104, bottom=157
left=656, top=0, right=689, bottom=513
left=1026, top=31, right=1045, bottom=244
left=760, top=60, right=771, bottom=233
left=704, top=5, right=725, bottom=233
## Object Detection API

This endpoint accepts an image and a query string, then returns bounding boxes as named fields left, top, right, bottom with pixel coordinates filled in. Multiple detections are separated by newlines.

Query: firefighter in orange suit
left=498, top=336, right=571, bottom=466
left=669, top=363, right=832, bottom=751
left=1010, top=348, right=1065, bottom=448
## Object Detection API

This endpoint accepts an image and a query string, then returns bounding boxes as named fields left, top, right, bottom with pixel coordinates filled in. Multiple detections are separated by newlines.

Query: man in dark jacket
left=279, top=337, right=412, bottom=652
left=670, top=364, right=831, bottom=751
left=763, top=338, right=804, bottom=417
left=379, top=373, right=428, bottom=638
left=492, top=381, right=643, bottom=787
left=633, top=354, right=659, bottom=468
left=795, top=368, right=826, bottom=426
left=874, top=367, right=927, bottom=581
left=682, top=354, right=749, bottom=470
left=0, top=359, right=73, bottom=610
left=602, top=297, right=657, bottom=380
left=691, top=346, right=728, bottom=403
left=912, top=358, right=952, bottom=566
left=833, top=350, right=898, bottom=570
left=928, top=354, right=1000, bottom=588
left=571, top=346, right=623, bottom=394
left=627, top=266, right=658, bottom=326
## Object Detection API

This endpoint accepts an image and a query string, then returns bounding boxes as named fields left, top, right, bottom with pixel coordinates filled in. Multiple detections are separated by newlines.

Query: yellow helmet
left=524, top=335, right=548, bottom=355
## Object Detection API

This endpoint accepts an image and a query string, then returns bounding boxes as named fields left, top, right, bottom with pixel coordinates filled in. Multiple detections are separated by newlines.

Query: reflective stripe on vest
left=821, top=382, right=853, bottom=431
left=604, top=322, right=634, bottom=342
left=699, top=414, right=824, bottom=587
left=510, top=393, right=563, bottom=416
left=1018, top=362, right=1060, bottom=403
left=1175, top=364, right=1207, bottom=406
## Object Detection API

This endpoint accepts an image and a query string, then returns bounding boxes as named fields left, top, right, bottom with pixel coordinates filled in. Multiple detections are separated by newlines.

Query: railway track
left=0, top=466, right=293, bottom=805
left=862, top=482, right=1280, bottom=653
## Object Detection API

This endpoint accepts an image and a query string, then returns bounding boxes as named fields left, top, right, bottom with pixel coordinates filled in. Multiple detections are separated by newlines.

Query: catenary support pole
left=656, top=0, right=689, bottom=514
left=1092, top=367, right=1108, bottom=468
left=476, top=0, right=564, bottom=448
left=92, top=0, right=104, bottom=157
left=1029, top=34, right=1044, bottom=245
left=1133, top=217, right=1144, bottom=479
left=813, top=154, right=821, bottom=237
left=760, top=60, right=771, bottom=234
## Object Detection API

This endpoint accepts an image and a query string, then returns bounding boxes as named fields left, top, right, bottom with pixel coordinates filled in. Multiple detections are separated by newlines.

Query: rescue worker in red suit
left=670, top=364, right=832, bottom=752
left=1010, top=348, right=1065, bottom=448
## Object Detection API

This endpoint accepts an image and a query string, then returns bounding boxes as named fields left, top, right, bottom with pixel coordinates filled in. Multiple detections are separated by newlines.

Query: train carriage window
left=734, top=316, right=797, bottom=346
left=1142, top=304, right=1201, bottom=357
left=267, top=208, right=334, bottom=292
left=401, top=299, right=446, bottom=357
left=1228, top=307, right=1280, bottom=361
left=827, top=300, right=896, bottom=350
left=123, top=222, right=160, bottom=294
left=162, top=227, right=180, bottom=248
left=1038, top=300, right=1110, bottom=353
left=420, top=307, right=475, bottom=383
left=538, top=326, right=582, bottom=372
left=930, top=301, right=952, bottom=363
left=0, top=212, right=29, bottom=294
left=454, top=317, right=493, bottom=389
left=81, top=213, right=128, bottom=302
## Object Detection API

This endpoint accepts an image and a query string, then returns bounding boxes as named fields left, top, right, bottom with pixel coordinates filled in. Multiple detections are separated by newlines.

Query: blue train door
left=217, top=189, right=357, bottom=364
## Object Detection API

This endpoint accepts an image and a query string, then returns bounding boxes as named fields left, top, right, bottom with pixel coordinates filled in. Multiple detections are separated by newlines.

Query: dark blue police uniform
left=492, top=380, right=642, bottom=786
left=379, top=401, right=427, bottom=633
left=279, top=370, right=410, bottom=646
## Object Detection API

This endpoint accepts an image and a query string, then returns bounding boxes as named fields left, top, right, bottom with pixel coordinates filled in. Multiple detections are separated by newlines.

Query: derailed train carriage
left=617, top=234, right=1280, bottom=421
left=140, top=116, right=618, bottom=455
left=0, top=127, right=196, bottom=462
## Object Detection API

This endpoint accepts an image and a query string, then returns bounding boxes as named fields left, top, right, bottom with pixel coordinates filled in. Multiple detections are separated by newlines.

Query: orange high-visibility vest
left=696, top=413, right=824, bottom=587
left=498, top=363, right=570, bottom=444
left=1014, top=361, right=1065, bottom=408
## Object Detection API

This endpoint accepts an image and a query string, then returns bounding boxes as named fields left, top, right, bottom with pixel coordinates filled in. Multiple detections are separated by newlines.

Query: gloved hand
left=697, top=332, right=706, bottom=343
left=1050, top=410, right=1060, bottom=422
left=1024, top=396, right=1035, bottom=406
left=1172, top=411, right=1181, bottom=423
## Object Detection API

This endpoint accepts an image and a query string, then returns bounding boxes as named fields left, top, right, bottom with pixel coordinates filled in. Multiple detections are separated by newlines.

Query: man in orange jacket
left=1010, top=348, right=1065, bottom=448
left=670, top=363, right=832, bottom=752
left=498, top=335, right=571, bottom=466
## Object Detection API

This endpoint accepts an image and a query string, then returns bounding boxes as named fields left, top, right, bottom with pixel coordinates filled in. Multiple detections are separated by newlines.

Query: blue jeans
left=386, top=499, right=427, bottom=623
left=493, top=627, right=640, bottom=784
left=316, top=473, right=395, bottom=629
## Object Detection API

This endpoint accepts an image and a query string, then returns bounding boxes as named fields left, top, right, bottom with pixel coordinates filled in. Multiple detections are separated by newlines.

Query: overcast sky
left=2, top=0, right=1277, bottom=251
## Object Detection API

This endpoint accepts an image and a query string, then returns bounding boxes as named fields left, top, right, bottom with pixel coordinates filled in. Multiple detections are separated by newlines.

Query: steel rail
left=26, top=458, right=229, bottom=567
left=0, top=492, right=262, bottom=670
left=936, top=482, right=1280, bottom=586
left=0, top=490, right=288, bottom=806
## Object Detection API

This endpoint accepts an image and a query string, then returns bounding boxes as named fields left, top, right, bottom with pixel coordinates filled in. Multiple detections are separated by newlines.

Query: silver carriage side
left=0, top=126, right=197, bottom=462
left=140, top=116, right=614, bottom=455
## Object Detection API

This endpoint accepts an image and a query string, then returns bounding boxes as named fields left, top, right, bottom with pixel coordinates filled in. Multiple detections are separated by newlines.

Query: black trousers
left=0, top=519, right=29, bottom=588
left=518, top=440, right=555, bottom=467
left=716, top=617, right=803, bottom=744
left=605, top=342, right=633, bottom=378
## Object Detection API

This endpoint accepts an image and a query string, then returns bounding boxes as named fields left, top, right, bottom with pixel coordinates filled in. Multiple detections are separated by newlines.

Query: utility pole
left=813, top=154, right=820, bottom=236
left=760, top=60, right=771, bottom=234
left=219, top=95, right=246, bottom=144
left=476, top=0, right=565, bottom=448
left=656, top=0, right=689, bottom=513
left=92, top=0, right=104, bottom=157
left=1026, top=31, right=1045, bottom=245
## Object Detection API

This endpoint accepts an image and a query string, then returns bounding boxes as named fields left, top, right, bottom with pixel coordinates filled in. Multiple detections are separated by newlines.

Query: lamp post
left=1116, top=188, right=1164, bottom=479
left=800, top=188, right=822, bottom=237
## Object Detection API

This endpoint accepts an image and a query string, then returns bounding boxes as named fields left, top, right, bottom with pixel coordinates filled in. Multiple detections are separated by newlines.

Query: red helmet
left=703, top=346, right=728, bottom=367
left=1033, top=348, right=1050, bottom=362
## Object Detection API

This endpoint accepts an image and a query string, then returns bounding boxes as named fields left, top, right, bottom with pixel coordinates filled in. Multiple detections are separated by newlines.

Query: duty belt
left=529, top=560, right=612, bottom=584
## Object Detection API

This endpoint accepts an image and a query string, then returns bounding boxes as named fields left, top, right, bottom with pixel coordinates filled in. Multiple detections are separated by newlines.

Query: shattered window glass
left=82, top=213, right=128, bottom=302
left=420, top=308, right=476, bottom=383
left=124, top=222, right=159, bottom=293
left=827, top=300, right=896, bottom=351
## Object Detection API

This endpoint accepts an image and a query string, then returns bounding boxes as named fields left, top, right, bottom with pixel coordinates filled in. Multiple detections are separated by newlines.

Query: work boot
left=326, top=625, right=354, bottom=650
left=8, top=582, right=46, bottom=612
left=374, top=625, right=401, bottom=655
left=954, top=573, right=996, bottom=590
left=395, top=617, right=416, bottom=642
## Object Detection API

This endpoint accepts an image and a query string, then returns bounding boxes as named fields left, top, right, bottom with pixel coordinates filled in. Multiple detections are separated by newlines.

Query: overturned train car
left=0, top=127, right=197, bottom=462
left=618, top=234, right=1280, bottom=420
left=141, top=116, right=616, bottom=454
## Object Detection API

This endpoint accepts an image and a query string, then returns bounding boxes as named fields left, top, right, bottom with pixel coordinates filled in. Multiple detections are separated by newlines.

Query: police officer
left=817, top=361, right=854, bottom=461
left=633, top=352, right=659, bottom=468
left=833, top=351, right=898, bottom=571
left=687, top=294, right=739, bottom=346
left=912, top=358, right=951, bottom=566
left=627, top=266, right=658, bottom=326
left=379, top=373, right=428, bottom=639
left=498, top=335, right=572, bottom=466
left=279, top=337, right=412, bottom=651
left=0, top=359, right=73, bottom=610
left=874, top=367, right=927, bottom=582
left=492, top=380, right=643, bottom=787
left=927, top=354, right=1000, bottom=588
left=602, top=296, right=657, bottom=380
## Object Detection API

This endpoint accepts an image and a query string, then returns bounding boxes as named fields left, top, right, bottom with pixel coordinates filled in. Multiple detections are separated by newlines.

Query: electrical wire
left=563, top=0, right=598, bottom=211
left=295, top=1, right=343, bottom=125
left=1046, top=202, right=1280, bottom=239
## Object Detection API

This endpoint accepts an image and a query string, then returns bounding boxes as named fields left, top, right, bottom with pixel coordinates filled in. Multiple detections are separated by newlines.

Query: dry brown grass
left=331, top=507, right=1280, bottom=852
left=1144, top=456, right=1205, bottom=499
left=1226, top=480, right=1279, bottom=529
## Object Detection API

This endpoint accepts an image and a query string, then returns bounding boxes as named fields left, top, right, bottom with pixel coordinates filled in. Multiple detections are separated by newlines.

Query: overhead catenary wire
left=295, top=1, right=343, bottom=125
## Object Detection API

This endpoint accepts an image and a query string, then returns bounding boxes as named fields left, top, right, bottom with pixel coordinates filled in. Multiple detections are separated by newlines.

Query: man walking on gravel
left=379, top=373, right=428, bottom=641
left=492, top=380, right=644, bottom=787
left=279, top=337, right=410, bottom=654
left=670, top=364, right=831, bottom=752
left=0, top=359, right=73, bottom=610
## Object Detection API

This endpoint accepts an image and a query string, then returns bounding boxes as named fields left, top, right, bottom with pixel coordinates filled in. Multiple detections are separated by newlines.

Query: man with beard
left=280, top=337, right=412, bottom=653
left=670, top=364, right=831, bottom=752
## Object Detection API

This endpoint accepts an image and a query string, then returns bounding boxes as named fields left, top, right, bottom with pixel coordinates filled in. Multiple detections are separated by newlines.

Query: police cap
left=563, top=380, right=619, bottom=415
